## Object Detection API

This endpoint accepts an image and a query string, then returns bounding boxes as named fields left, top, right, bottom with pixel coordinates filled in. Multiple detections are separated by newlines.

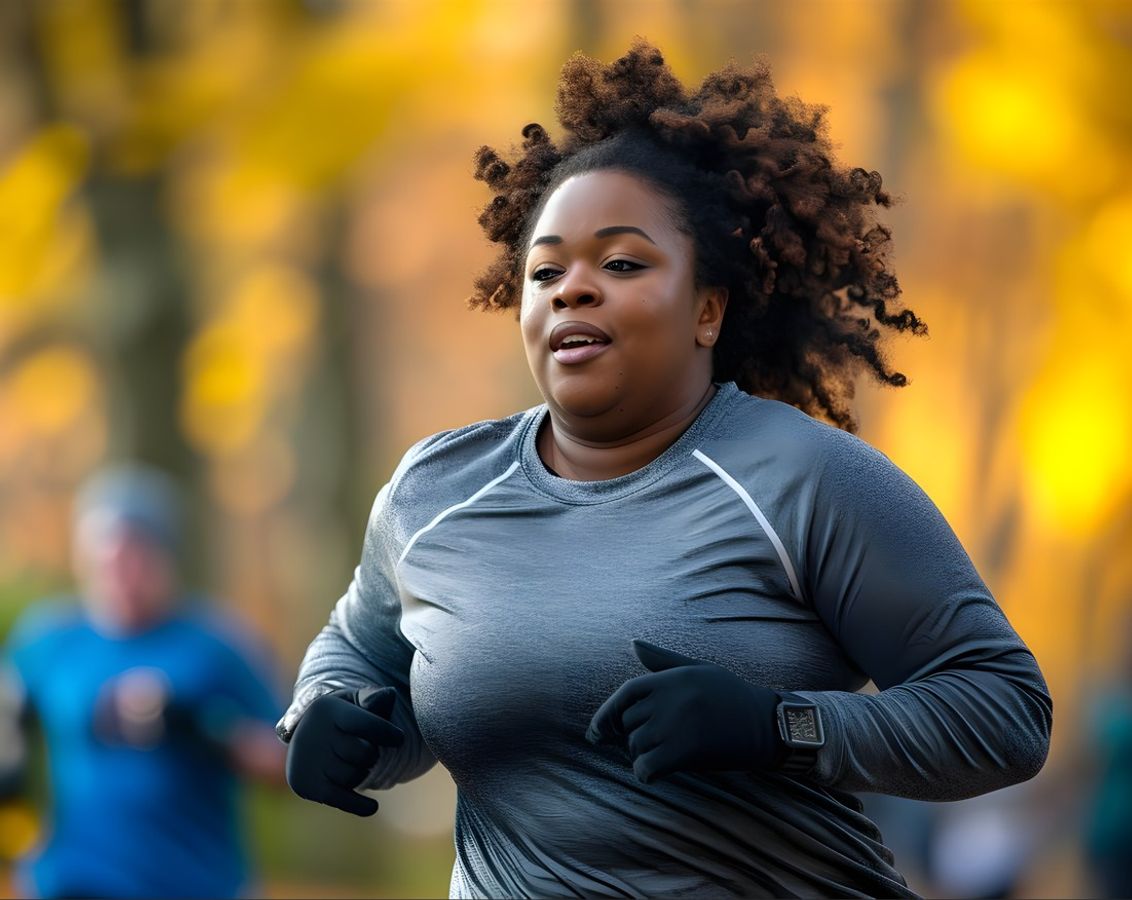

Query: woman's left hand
left=586, top=639, right=783, bottom=784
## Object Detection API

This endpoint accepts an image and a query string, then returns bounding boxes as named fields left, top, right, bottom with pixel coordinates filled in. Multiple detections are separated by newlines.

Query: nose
left=551, top=268, right=603, bottom=311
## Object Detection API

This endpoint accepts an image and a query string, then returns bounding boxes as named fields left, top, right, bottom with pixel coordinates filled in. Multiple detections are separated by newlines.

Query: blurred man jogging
left=0, top=464, right=285, bottom=899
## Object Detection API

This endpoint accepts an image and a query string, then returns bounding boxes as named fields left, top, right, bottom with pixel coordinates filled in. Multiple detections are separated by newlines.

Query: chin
left=546, top=379, right=625, bottom=418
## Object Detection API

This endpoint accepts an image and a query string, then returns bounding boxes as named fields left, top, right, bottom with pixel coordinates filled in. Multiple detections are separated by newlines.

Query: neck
left=538, top=381, right=718, bottom=481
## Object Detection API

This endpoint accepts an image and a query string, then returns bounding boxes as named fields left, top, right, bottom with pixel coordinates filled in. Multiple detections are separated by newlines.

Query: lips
left=547, top=321, right=613, bottom=366
left=548, top=321, right=612, bottom=352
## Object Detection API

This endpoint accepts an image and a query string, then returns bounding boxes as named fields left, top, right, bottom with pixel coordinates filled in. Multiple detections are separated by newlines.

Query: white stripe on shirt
left=691, top=448, right=803, bottom=601
left=399, top=461, right=521, bottom=565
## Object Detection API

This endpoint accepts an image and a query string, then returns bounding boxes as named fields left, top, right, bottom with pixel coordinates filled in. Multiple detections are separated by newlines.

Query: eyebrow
left=596, top=225, right=656, bottom=244
left=529, top=225, right=657, bottom=249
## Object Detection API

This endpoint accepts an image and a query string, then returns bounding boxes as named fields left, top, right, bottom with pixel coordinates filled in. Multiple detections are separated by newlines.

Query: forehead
left=530, top=170, right=682, bottom=247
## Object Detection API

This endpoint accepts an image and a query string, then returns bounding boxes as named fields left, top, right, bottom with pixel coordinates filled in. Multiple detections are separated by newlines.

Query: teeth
left=560, top=336, right=599, bottom=347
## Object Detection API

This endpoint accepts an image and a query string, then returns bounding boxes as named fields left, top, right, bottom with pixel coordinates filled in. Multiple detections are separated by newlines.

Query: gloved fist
left=92, top=667, right=172, bottom=748
left=92, top=669, right=240, bottom=756
left=285, top=685, right=404, bottom=817
left=586, top=639, right=783, bottom=784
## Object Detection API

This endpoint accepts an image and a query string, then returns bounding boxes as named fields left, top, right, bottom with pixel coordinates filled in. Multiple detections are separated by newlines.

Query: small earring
left=705, top=329, right=713, bottom=340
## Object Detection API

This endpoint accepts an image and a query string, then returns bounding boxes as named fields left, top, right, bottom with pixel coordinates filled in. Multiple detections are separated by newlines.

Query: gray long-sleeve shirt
left=280, top=380, right=1052, bottom=898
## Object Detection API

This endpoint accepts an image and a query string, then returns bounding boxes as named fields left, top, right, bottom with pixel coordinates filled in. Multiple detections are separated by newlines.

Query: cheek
left=620, top=293, right=694, bottom=351
left=519, top=293, right=543, bottom=347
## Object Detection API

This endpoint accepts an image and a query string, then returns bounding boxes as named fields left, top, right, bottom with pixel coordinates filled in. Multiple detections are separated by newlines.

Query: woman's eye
left=604, top=259, right=645, bottom=273
left=530, top=267, right=560, bottom=282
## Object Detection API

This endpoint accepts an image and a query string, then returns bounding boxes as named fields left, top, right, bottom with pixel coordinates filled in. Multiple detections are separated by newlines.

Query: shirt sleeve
left=276, top=442, right=440, bottom=790
left=788, top=428, right=1052, bottom=801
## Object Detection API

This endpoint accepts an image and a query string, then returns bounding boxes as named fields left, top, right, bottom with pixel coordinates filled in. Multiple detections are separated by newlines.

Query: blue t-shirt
left=5, top=599, right=283, bottom=899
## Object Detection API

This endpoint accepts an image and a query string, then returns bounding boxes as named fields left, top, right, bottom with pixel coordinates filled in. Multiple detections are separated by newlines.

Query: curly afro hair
left=468, top=39, right=926, bottom=432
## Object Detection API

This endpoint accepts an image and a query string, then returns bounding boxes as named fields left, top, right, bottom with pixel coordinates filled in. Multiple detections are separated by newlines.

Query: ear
left=696, top=286, right=728, bottom=346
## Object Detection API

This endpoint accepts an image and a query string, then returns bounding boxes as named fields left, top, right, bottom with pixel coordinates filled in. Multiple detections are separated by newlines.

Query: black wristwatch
left=775, top=696, right=825, bottom=775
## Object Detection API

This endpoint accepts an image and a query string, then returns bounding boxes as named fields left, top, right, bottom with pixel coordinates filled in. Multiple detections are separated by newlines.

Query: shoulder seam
left=691, top=448, right=804, bottom=602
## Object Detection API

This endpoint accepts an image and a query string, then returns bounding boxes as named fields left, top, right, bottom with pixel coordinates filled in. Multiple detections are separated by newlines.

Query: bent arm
left=791, top=432, right=1051, bottom=800
left=279, top=482, right=437, bottom=789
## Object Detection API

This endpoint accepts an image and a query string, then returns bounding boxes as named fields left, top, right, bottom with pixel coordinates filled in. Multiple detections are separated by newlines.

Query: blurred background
left=0, top=0, right=1129, bottom=896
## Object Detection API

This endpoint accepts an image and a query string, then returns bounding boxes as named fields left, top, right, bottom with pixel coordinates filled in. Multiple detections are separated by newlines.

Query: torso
left=380, top=383, right=907, bottom=897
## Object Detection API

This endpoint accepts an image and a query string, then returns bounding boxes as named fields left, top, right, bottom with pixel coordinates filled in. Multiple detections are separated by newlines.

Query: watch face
left=783, top=705, right=824, bottom=747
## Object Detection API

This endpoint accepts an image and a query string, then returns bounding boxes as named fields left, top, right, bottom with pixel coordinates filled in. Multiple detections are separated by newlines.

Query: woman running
left=280, top=41, right=1051, bottom=899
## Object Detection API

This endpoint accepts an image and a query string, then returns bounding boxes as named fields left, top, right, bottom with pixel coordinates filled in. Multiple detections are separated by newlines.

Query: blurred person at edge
left=279, top=42, right=1051, bottom=899
left=1082, top=618, right=1132, bottom=899
left=0, top=464, right=286, bottom=899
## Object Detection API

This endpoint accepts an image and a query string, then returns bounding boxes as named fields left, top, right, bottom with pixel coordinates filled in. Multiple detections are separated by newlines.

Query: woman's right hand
left=285, top=685, right=404, bottom=817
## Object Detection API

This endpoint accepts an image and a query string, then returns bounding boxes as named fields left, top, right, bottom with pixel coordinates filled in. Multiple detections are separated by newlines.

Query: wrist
left=773, top=692, right=825, bottom=776
left=739, top=680, right=788, bottom=771
left=277, top=681, right=349, bottom=744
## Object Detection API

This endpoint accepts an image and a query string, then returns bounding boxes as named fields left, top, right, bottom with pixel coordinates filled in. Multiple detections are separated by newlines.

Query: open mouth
left=552, top=339, right=611, bottom=364
left=559, top=335, right=611, bottom=350
left=548, top=320, right=612, bottom=365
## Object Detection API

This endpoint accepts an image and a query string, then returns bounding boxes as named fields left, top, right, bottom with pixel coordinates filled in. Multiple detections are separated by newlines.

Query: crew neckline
left=518, top=381, right=740, bottom=505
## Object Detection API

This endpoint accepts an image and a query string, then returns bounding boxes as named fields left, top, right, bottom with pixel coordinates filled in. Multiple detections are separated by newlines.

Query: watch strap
left=777, top=746, right=818, bottom=775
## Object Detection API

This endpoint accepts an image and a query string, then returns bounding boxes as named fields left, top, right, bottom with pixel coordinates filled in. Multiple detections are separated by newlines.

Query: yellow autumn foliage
left=0, top=125, right=94, bottom=333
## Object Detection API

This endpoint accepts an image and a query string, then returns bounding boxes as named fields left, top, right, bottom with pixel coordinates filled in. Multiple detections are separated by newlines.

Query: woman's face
left=520, top=170, right=722, bottom=429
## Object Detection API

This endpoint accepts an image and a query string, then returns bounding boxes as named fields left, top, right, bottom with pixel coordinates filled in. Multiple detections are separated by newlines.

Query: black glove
left=285, top=685, right=404, bottom=817
left=586, top=639, right=784, bottom=784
